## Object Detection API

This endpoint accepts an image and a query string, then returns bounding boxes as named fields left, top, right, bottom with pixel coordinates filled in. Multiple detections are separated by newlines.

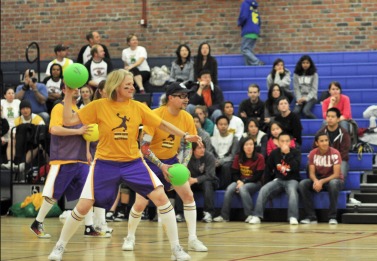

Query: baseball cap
left=54, top=44, right=69, bottom=53
left=165, top=82, right=193, bottom=97
left=20, top=99, right=32, bottom=110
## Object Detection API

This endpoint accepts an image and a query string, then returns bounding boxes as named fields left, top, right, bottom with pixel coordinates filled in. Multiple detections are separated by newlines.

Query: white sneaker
left=349, top=198, right=362, bottom=205
left=329, top=219, right=338, bottom=225
left=249, top=216, right=261, bottom=224
left=48, top=243, right=65, bottom=260
left=213, top=216, right=228, bottom=222
left=300, top=218, right=318, bottom=224
left=289, top=217, right=299, bottom=225
left=245, top=215, right=253, bottom=223
left=202, top=211, right=212, bottom=223
left=122, top=236, right=135, bottom=251
left=188, top=238, right=208, bottom=252
left=1, top=161, right=11, bottom=169
left=95, top=222, right=113, bottom=234
left=171, top=245, right=191, bottom=261
left=18, top=162, right=25, bottom=173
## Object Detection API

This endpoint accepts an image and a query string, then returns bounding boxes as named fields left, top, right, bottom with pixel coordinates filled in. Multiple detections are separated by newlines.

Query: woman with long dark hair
left=194, top=42, right=218, bottom=85
left=266, top=58, right=293, bottom=103
left=170, top=44, right=194, bottom=83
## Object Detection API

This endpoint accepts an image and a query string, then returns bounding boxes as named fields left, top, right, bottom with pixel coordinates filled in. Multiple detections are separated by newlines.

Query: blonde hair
left=105, top=69, right=134, bottom=101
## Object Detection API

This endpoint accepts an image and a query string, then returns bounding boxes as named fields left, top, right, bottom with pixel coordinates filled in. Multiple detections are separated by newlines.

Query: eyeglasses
left=171, top=94, right=188, bottom=99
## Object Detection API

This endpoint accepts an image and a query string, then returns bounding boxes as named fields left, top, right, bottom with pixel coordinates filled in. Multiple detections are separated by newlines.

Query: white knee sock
left=57, top=207, right=85, bottom=247
left=158, top=202, right=180, bottom=249
left=183, top=201, right=197, bottom=241
left=84, top=207, right=94, bottom=226
left=93, top=207, right=106, bottom=226
left=127, top=206, right=142, bottom=238
left=36, top=197, right=56, bottom=223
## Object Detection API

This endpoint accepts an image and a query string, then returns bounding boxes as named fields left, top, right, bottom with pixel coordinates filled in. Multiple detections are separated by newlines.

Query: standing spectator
left=122, top=33, right=150, bottom=93
left=45, top=44, right=73, bottom=77
left=213, top=137, right=265, bottom=222
left=275, top=96, right=302, bottom=146
left=194, top=105, right=215, bottom=136
left=240, top=118, right=267, bottom=158
left=249, top=132, right=301, bottom=225
left=213, top=101, right=244, bottom=140
left=43, top=64, right=64, bottom=114
left=77, top=31, right=111, bottom=65
left=314, top=108, right=350, bottom=180
left=187, top=69, right=224, bottom=122
left=299, top=132, right=344, bottom=225
left=293, top=55, right=318, bottom=119
left=263, top=84, right=283, bottom=127
left=184, top=142, right=218, bottom=223
left=194, top=42, right=218, bottom=85
left=85, top=45, right=113, bottom=90
left=238, top=0, right=264, bottom=66
left=169, top=44, right=194, bottom=83
left=266, top=58, right=293, bottom=103
left=1, top=87, right=20, bottom=166
left=322, top=81, right=352, bottom=132
left=238, top=84, right=265, bottom=130
left=15, top=69, right=48, bottom=115
left=211, top=116, right=239, bottom=190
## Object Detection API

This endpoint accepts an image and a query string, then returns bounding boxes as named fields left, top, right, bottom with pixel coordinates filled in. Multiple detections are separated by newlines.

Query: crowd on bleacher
left=1, top=29, right=377, bottom=229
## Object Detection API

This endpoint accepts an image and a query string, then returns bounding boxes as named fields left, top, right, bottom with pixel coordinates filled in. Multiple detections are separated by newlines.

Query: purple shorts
left=89, top=158, right=162, bottom=210
left=47, top=163, right=89, bottom=201
left=145, top=157, right=178, bottom=191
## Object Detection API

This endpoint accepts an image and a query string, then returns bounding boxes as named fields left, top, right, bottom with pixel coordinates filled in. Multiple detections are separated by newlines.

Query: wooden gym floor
left=1, top=216, right=376, bottom=260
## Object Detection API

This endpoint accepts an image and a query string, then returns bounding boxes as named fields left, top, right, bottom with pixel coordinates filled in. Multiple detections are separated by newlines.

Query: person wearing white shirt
left=45, top=44, right=73, bottom=77
left=122, top=34, right=150, bottom=93
left=213, top=101, right=244, bottom=140
left=85, top=45, right=113, bottom=89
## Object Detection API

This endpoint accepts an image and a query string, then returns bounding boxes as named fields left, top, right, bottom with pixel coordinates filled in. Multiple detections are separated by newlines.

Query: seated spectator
left=93, top=80, right=107, bottom=100
left=15, top=69, right=48, bottom=115
left=1, top=87, right=20, bottom=166
left=213, top=137, right=265, bottom=222
left=45, top=44, right=73, bottom=77
left=266, top=121, right=296, bottom=157
left=314, top=108, right=350, bottom=179
left=169, top=44, right=194, bottom=84
left=77, top=31, right=111, bottom=65
left=263, top=84, right=284, bottom=127
left=1, top=106, right=10, bottom=164
left=5, top=100, right=45, bottom=177
left=213, top=101, right=244, bottom=140
left=194, top=105, right=214, bottom=136
left=240, top=118, right=267, bottom=158
left=85, top=45, right=113, bottom=90
left=192, top=114, right=213, bottom=154
left=194, top=42, right=218, bottom=85
left=211, top=116, right=238, bottom=189
left=187, top=69, right=224, bottom=122
left=322, top=81, right=352, bottom=132
left=43, top=64, right=64, bottom=114
left=238, top=84, right=265, bottom=131
left=266, top=58, right=294, bottom=103
left=77, top=86, right=93, bottom=108
left=249, top=132, right=301, bottom=225
left=275, top=96, right=302, bottom=146
left=293, top=55, right=318, bottom=119
left=122, top=34, right=150, bottom=93
left=179, top=142, right=218, bottom=223
left=299, top=132, right=344, bottom=225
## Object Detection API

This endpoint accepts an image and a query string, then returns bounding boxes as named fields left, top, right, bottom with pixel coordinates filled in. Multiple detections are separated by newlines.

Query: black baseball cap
left=165, top=82, right=193, bottom=97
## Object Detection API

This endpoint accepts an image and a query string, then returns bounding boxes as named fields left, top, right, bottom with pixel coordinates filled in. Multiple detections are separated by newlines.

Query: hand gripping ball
left=83, top=124, right=99, bottom=142
left=63, top=63, right=89, bottom=89
left=168, top=163, right=190, bottom=186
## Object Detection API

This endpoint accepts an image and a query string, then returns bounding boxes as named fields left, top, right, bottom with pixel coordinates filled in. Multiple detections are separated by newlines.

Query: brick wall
left=1, top=0, right=376, bottom=62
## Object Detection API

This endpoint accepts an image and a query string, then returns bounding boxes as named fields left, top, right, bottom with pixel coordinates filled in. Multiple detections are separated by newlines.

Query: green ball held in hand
left=63, top=63, right=89, bottom=89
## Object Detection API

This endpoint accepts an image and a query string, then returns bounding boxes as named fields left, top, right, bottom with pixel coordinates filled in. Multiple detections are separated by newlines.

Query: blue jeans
left=220, top=181, right=261, bottom=220
left=253, top=179, right=299, bottom=220
left=299, top=178, right=344, bottom=219
left=293, top=98, right=317, bottom=119
left=241, top=37, right=260, bottom=65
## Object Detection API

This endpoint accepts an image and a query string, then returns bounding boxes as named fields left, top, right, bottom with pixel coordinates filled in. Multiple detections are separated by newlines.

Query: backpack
left=149, top=66, right=170, bottom=86
left=353, top=141, right=374, bottom=160
left=348, top=119, right=359, bottom=151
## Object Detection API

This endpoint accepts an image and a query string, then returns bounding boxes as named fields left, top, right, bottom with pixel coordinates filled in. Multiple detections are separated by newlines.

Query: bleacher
left=151, top=51, right=376, bottom=220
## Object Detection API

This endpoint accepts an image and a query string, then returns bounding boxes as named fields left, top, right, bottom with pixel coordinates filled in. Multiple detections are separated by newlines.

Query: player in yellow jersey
left=123, top=82, right=208, bottom=253
left=48, top=70, right=201, bottom=261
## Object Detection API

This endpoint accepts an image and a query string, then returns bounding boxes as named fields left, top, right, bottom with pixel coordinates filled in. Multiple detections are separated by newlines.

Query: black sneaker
left=84, top=225, right=111, bottom=238
left=114, top=212, right=127, bottom=222
left=30, top=220, right=51, bottom=238
left=106, top=211, right=115, bottom=222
